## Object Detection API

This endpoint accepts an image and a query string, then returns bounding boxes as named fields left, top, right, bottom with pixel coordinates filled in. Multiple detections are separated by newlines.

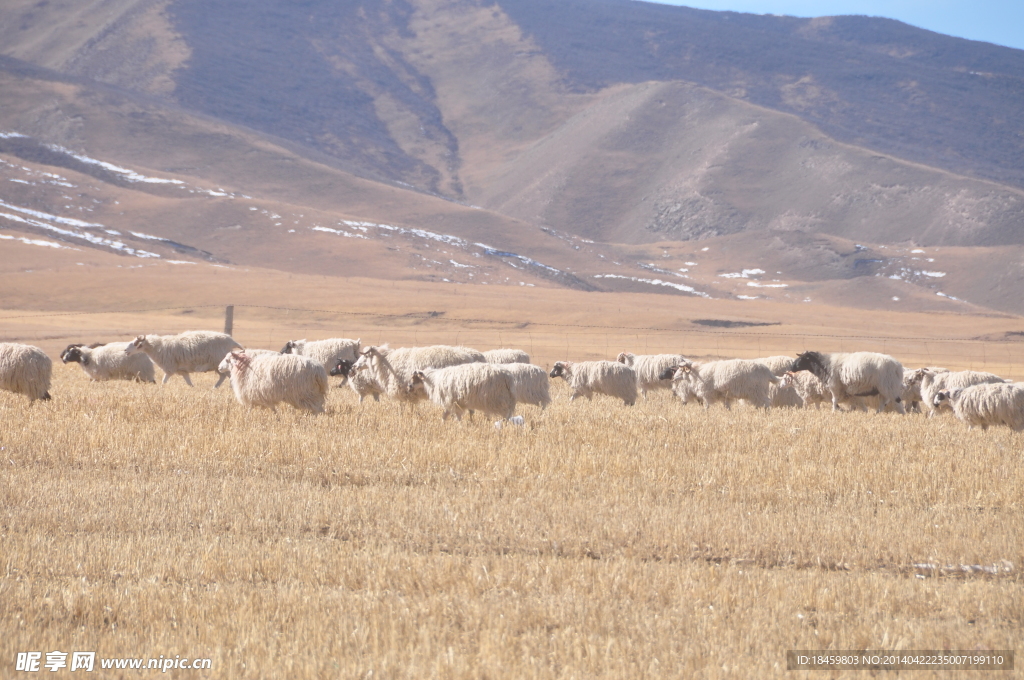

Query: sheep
left=755, top=355, right=798, bottom=377
left=754, top=356, right=804, bottom=408
left=933, top=383, right=1024, bottom=431
left=60, top=341, right=156, bottom=383
left=779, top=371, right=831, bottom=409
left=350, top=344, right=486, bottom=402
left=549, top=360, right=637, bottom=406
left=218, top=349, right=328, bottom=413
left=483, top=348, right=531, bottom=364
left=790, top=351, right=906, bottom=414
left=662, top=360, right=778, bottom=410
left=125, top=331, right=242, bottom=387
left=900, top=367, right=949, bottom=413
left=616, top=352, right=688, bottom=398
left=500, top=363, right=551, bottom=409
left=911, top=368, right=1007, bottom=417
left=0, top=343, right=52, bottom=402
left=281, top=338, right=361, bottom=375
left=407, top=363, right=516, bottom=421
left=330, top=359, right=384, bottom=403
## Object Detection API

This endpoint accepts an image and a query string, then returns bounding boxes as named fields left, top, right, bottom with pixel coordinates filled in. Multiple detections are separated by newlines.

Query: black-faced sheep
left=791, top=351, right=905, bottom=413
left=219, top=350, right=328, bottom=413
left=662, top=360, right=778, bottom=410
left=0, top=342, right=51, bottom=402
left=407, top=363, right=516, bottom=421
left=616, top=352, right=688, bottom=398
left=550, top=360, right=637, bottom=406
left=61, top=342, right=155, bottom=383
left=126, top=331, right=242, bottom=387
left=933, top=383, right=1024, bottom=431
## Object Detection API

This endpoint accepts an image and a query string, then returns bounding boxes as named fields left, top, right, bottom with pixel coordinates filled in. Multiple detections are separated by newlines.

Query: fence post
left=224, top=305, right=234, bottom=337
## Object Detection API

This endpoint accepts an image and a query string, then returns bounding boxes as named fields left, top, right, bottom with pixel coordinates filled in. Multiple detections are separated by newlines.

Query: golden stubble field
left=2, top=254, right=1023, bottom=677
left=1, top=362, right=1021, bottom=679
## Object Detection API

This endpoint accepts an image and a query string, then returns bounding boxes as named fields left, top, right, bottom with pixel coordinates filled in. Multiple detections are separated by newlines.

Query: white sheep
left=483, top=348, right=531, bottom=364
left=616, top=352, right=688, bottom=398
left=125, top=331, right=242, bottom=387
left=754, top=356, right=804, bottom=408
left=755, top=355, right=797, bottom=376
left=408, top=363, right=516, bottom=421
left=499, top=363, right=551, bottom=409
left=61, top=342, right=156, bottom=383
left=912, top=368, right=1006, bottom=417
left=0, top=342, right=52, bottom=402
left=791, top=351, right=906, bottom=413
left=281, top=338, right=361, bottom=374
left=549, top=360, right=637, bottom=406
left=665, top=360, right=778, bottom=410
left=218, top=350, right=328, bottom=413
left=351, top=344, right=486, bottom=402
left=900, top=367, right=949, bottom=413
left=329, top=359, right=384, bottom=403
left=779, top=371, right=831, bottom=409
left=933, top=383, right=1024, bottom=431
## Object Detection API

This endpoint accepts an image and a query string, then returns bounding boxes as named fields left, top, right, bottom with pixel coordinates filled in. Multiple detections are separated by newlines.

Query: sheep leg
left=213, top=371, right=228, bottom=388
left=181, top=372, right=194, bottom=387
left=161, top=372, right=172, bottom=385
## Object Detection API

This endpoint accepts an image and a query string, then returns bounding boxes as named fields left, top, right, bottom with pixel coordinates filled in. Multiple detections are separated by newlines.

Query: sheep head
left=280, top=340, right=298, bottom=354
left=549, top=361, right=572, bottom=379
left=616, top=352, right=634, bottom=365
left=791, top=351, right=827, bottom=381
left=61, top=345, right=87, bottom=365
left=329, top=360, right=353, bottom=377
left=406, top=370, right=428, bottom=397
left=657, top=365, right=679, bottom=381
left=125, top=335, right=149, bottom=355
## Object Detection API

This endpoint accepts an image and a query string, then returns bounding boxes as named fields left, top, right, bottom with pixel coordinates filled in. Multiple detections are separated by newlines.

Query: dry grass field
left=2, top=355, right=1022, bottom=678
left=2, top=257, right=1023, bottom=677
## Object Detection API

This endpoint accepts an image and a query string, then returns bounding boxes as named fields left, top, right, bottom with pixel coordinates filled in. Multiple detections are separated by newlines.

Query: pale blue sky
left=648, top=1, right=1024, bottom=51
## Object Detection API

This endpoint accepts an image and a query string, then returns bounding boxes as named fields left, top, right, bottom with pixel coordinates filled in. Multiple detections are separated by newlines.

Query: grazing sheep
left=483, top=348, right=531, bottom=364
left=663, top=360, right=778, bottom=410
left=933, top=383, right=1024, bottom=431
left=550, top=360, right=637, bottom=406
left=61, top=341, right=156, bottom=383
left=331, top=359, right=384, bottom=403
left=281, top=338, right=361, bottom=374
left=616, top=352, right=688, bottom=398
left=218, top=350, right=328, bottom=413
left=351, top=344, right=486, bottom=402
left=912, top=369, right=1007, bottom=417
left=0, top=343, right=52, bottom=402
left=408, top=363, right=516, bottom=421
left=499, top=363, right=551, bottom=409
left=790, top=351, right=906, bottom=414
left=125, top=331, right=242, bottom=387
left=779, top=371, right=831, bottom=409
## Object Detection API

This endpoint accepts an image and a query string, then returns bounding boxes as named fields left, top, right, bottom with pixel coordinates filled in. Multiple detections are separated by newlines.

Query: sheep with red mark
left=218, top=350, right=328, bottom=413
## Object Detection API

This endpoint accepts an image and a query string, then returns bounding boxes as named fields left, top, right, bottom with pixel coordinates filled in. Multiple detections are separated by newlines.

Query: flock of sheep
left=1, top=330, right=1023, bottom=432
